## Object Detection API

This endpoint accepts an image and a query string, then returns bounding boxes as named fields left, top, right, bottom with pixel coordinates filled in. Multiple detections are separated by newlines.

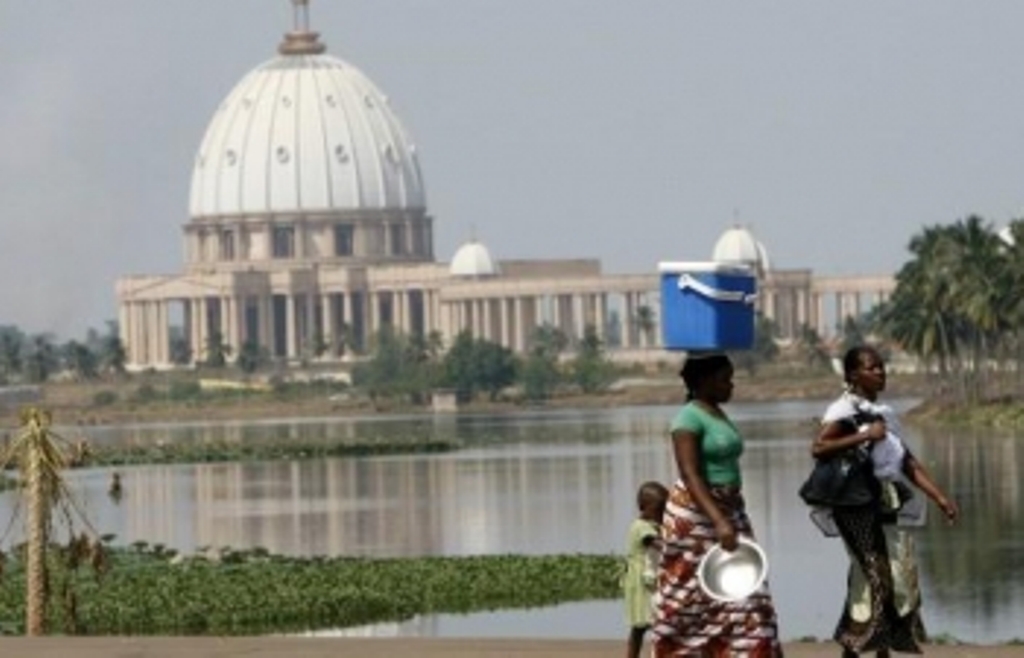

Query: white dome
left=712, top=226, right=770, bottom=274
left=189, top=43, right=425, bottom=219
left=450, top=241, right=498, bottom=277
left=999, top=225, right=1015, bottom=247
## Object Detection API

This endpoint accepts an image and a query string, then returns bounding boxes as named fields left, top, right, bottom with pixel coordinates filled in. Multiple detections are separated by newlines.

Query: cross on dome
left=279, top=0, right=327, bottom=55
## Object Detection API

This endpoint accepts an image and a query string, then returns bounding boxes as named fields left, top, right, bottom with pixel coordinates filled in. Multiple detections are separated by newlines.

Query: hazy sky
left=3, top=1, right=1024, bottom=337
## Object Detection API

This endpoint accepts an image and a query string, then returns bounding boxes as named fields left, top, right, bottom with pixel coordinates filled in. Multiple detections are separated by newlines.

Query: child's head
left=636, top=481, right=669, bottom=522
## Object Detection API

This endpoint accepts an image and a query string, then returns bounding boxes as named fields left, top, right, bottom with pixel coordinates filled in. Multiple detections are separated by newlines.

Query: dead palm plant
left=0, top=407, right=101, bottom=635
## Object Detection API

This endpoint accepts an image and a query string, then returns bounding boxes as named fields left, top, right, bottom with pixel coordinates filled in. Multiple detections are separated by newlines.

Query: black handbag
left=798, top=444, right=877, bottom=508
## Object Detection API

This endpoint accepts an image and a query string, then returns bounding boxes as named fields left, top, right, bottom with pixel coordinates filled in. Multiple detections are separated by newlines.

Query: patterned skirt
left=651, top=481, right=783, bottom=658
left=832, top=505, right=926, bottom=654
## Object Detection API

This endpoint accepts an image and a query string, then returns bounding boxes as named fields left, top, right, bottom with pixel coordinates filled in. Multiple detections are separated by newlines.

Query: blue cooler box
left=658, top=261, right=757, bottom=351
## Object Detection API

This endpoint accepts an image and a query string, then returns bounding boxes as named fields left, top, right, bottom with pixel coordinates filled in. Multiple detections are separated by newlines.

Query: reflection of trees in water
left=914, top=427, right=1024, bottom=618
left=98, top=410, right=675, bottom=450
left=94, top=407, right=679, bottom=452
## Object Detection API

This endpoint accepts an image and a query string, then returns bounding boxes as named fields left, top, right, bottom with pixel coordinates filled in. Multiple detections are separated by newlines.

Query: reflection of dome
left=188, top=18, right=425, bottom=219
left=712, top=226, right=770, bottom=275
left=450, top=241, right=498, bottom=277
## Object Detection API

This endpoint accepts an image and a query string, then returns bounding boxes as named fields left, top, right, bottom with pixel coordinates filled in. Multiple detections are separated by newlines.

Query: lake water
left=3, top=400, right=1023, bottom=643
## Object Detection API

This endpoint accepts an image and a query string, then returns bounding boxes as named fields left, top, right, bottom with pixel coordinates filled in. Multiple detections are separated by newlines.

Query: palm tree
left=0, top=327, right=24, bottom=381
left=797, top=324, right=831, bottom=371
left=881, top=217, right=1006, bottom=401
left=634, top=305, right=656, bottom=347
left=202, top=331, right=232, bottom=368
left=62, top=341, right=98, bottom=381
left=100, top=322, right=128, bottom=376
left=24, top=335, right=59, bottom=383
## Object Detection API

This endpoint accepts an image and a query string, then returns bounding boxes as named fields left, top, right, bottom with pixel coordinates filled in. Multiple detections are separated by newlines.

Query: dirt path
left=0, top=638, right=1016, bottom=657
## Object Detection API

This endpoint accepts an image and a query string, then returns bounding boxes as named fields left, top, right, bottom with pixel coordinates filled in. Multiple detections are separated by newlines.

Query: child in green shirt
left=623, top=480, right=668, bottom=658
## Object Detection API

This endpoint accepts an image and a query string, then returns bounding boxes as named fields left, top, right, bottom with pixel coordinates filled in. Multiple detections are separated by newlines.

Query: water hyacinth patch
left=0, top=544, right=622, bottom=635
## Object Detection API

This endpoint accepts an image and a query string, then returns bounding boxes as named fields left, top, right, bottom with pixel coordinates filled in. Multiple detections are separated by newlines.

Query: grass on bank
left=0, top=544, right=622, bottom=636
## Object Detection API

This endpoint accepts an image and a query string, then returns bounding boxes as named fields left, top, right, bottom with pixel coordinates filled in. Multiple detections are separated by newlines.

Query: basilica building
left=115, top=1, right=892, bottom=369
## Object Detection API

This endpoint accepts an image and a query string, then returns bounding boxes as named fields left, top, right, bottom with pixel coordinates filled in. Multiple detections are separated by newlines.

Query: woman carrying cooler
left=651, top=352, right=782, bottom=657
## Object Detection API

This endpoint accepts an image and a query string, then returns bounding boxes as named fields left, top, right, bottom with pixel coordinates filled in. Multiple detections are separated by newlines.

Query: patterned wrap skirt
left=651, top=480, right=783, bottom=657
left=832, top=504, right=925, bottom=654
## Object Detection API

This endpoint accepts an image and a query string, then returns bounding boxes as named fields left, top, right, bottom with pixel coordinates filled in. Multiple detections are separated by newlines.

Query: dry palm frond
left=1, top=407, right=101, bottom=635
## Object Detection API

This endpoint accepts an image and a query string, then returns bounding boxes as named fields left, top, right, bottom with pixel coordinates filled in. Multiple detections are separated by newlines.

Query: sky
left=3, top=1, right=1024, bottom=338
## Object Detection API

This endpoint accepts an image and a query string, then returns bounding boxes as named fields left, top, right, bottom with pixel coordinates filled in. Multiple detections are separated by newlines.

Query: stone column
left=118, top=302, right=131, bottom=366
left=145, top=301, right=156, bottom=365
left=595, top=293, right=607, bottom=341
left=342, top=292, right=353, bottom=328
left=303, top=293, right=315, bottom=352
left=513, top=297, right=524, bottom=352
left=157, top=301, right=169, bottom=365
left=232, top=296, right=245, bottom=353
left=796, top=288, right=809, bottom=329
left=140, top=302, right=152, bottom=365
left=623, top=292, right=636, bottom=348
left=198, top=297, right=209, bottom=360
left=815, top=292, right=823, bottom=335
left=286, top=294, right=298, bottom=358
left=399, top=290, right=411, bottom=334
left=369, top=291, right=381, bottom=338
left=259, top=295, right=274, bottom=356
left=321, top=293, right=333, bottom=348
left=499, top=298, right=511, bottom=348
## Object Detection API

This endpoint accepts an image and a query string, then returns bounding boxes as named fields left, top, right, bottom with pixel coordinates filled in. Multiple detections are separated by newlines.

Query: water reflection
left=3, top=403, right=1022, bottom=643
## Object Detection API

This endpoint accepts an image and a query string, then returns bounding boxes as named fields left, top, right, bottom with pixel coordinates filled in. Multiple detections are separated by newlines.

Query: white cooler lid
left=657, top=261, right=753, bottom=275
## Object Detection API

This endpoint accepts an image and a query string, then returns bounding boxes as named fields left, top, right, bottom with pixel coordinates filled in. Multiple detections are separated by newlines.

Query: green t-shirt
left=669, top=402, right=743, bottom=486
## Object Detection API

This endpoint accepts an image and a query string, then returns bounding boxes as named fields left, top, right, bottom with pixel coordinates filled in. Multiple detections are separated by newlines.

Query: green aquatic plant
left=0, top=546, right=621, bottom=635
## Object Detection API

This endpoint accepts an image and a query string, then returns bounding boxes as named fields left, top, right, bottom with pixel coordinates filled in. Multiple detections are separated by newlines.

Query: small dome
left=450, top=240, right=498, bottom=277
left=712, top=226, right=770, bottom=276
left=999, top=225, right=1015, bottom=247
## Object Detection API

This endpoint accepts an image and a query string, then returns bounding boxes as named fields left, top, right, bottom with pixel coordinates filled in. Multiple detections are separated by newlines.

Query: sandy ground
left=0, top=638, right=1018, bottom=657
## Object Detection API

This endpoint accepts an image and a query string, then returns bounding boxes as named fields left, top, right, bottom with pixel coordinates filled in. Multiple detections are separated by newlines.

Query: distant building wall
left=497, top=259, right=602, bottom=278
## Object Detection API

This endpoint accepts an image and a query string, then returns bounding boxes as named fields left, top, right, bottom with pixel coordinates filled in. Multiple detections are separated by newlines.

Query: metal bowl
left=697, top=537, right=768, bottom=602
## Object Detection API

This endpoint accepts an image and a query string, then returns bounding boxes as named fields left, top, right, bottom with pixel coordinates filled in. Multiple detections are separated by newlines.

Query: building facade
left=115, top=1, right=893, bottom=369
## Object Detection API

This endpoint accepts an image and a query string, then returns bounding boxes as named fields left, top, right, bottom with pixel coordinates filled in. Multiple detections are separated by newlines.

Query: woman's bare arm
left=903, top=452, right=959, bottom=522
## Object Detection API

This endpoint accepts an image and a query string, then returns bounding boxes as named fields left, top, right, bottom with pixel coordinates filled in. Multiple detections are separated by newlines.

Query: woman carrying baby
left=814, top=345, right=959, bottom=657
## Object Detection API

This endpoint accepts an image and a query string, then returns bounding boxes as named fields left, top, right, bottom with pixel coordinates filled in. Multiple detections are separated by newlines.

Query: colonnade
left=118, top=287, right=661, bottom=368
left=117, top=273, right=895, bottom=368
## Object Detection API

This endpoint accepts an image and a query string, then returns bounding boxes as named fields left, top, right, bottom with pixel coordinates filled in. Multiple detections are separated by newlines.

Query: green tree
left=569, top=326, right=614, bottom=393
left=62, top=341, right=98, bottom=380
left=880, top=217, right=1005, bottom=401
left=634, top=305, right=656, bottom=347
left=353, top=327, right=430, bottom=403
left=169, top=336, right=192, bottom=367
left=840, top=315, right=868, bottom=356
left=100, top=321, right=128, bottom=376
left=202, top=331, right=232, bottom=368
left=236, top=340, right=268, bottom=375
left=0, top=326, right=24, bottom=381
left=521, top=324, right=565, bottom=402
left=441, top=331, right=479, bottom=401
left=732, top=313, right=778, bottom=376
left=24, top=334, right=59, bottom=383
left=796, top=324, right=831, bottom=371
left=474, top=341, right=518, bottom=401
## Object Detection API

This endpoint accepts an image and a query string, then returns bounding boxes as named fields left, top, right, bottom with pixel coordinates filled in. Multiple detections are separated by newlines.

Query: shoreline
left=0, top=638, right=1018, bottom=658
left=4, top=371, right=933, bottom=430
